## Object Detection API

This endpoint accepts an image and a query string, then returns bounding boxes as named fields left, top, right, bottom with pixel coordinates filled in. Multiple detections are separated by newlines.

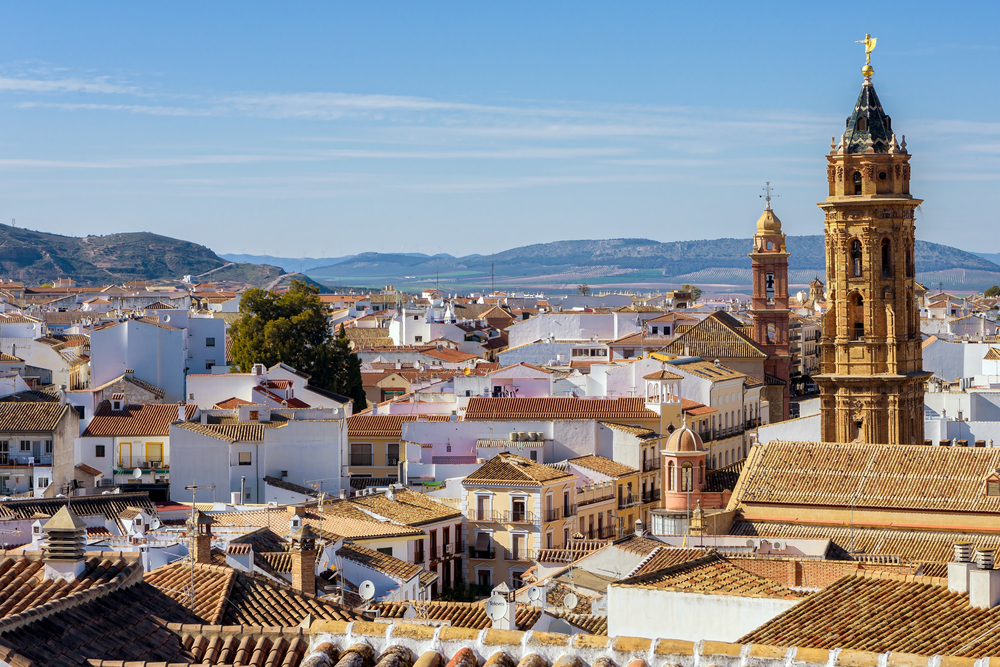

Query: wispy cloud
left=0, top=75, right=137, bottom=95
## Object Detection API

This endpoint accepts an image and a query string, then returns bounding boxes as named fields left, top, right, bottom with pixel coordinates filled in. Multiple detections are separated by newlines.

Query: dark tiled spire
left=843, top=83, right=894, bottom=154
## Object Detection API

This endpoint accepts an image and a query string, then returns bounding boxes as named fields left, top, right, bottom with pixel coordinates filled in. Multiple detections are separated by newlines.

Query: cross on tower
left=760, top=182, right=778, bottom=210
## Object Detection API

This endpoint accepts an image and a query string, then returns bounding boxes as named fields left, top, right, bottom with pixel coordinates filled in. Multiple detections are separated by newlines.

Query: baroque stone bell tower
left=749, top=187, right=791, bottom=421
left=815, top=53, right=929, bottom=445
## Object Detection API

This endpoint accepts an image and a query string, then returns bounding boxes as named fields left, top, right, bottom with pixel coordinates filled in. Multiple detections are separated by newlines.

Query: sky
left=1, top=2, right=999, bottom=259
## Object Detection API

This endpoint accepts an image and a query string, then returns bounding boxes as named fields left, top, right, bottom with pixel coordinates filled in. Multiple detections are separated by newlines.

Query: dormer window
left=856, top=116, right=867, bottom=132
left=987, top=475, right=1000, bottom=497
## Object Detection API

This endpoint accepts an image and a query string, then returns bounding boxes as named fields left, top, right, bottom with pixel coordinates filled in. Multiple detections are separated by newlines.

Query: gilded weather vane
left=855, top=34, right=877, bottom=78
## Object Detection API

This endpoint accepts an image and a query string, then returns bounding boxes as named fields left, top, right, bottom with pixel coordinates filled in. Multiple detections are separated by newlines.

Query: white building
left=169, top=404, right=347, bottom=504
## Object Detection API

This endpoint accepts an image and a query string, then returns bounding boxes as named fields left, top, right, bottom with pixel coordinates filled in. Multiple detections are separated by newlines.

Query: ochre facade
left=815, top=73, right=929, bottom=445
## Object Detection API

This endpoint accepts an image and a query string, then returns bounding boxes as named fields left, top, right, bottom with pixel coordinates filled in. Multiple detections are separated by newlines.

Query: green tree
left=577, top=283, right=591, bottom=296
left=681, top=284, right=703, bottom=301
left=229, top=280, right=367, bottom=410
left=986, top=285, right=1000, bottom=298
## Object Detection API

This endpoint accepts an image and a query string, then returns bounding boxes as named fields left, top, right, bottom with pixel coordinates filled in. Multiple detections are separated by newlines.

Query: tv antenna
left=760, top=182, right=778, bottom=210
left=183, top=481, right=215, bottom=611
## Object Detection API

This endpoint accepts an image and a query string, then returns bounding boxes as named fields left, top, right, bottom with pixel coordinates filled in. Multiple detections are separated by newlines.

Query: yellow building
left=462, top=452, right=576, bottom=592
left=346, top=414, right=451, bottom=483
left=567, top=455, right=640, bottom=538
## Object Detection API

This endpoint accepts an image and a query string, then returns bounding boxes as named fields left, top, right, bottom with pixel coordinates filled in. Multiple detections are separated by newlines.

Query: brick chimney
left=289, top=524, right=319, bottom=595
left=188, top=510, right=215, bottom=565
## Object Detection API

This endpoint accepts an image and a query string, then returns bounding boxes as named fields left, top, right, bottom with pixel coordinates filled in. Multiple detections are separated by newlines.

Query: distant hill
left=303, top=236, right=1000, bottom=293
left=0, top=225, right=285, bottom=288
left=219, top=251, right=457, bottom=274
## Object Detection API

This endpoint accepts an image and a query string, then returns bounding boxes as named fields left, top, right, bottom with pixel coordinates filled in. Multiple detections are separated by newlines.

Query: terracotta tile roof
left=642, top=369, right=684, bottom=380
left=537, top=540, right=611, bottom=564
left=465, top=396, right=659, bottom=422
left=598, top=421, right=658, bottom=438
left=82, top=403, right=195, bottom=437
left=75, top=462, right=103, bottom=477
left=146, top=561, right=361, bottom=627
left=89, top=373, right=166, bottom=399
left=730, top=519, right=1000, bottom=564
left=144, top=560, right=235, bottom=623
left=627, top=547, right=713, bottom=577
left=0, top=402, right=69, bottom=432
left=0, top=352, right=22, bottom=362
left=209, top=507, right=424, bottom=540
left=214, top=396, right=253, bottom=409
left=337, top=543, right=422, bottom=582
left=164, top=624, right=312, bottom=666
left=0, top=554, right=137, bottom=619
left=417, top=346, right=479, bottom=363
left=669, top=358, right=747, bottom=381
left=345, top=488, right=462, bottom=526
left=705, top=458, right=744, bottom=493
left=463, top=452, right=574, bottom=486
left=739, top=571, right=1000, bottom=657
left=569, top=454, right=639, bottom=478
left=0, top=492, right=155, bottom=531
left=735, top=441, right=1000, bottom=513
left=659, top=311, right=769, bottom=360
left=372, top=599, right=542, bottom=630
left=176, top=421, right=268, bottom=442
left=348, top=413, right=452, bottom=438
left=418, top=568, right=438, bottom=587
left=253, top=385, right=311, bottom=408
left=546, top=610, right=608, bottom=635
left=615, top=552, right=808, bottom=599
left=985, top=347, right=1000, bottom=361
left=611, top=534, right=671, bottom=556
left=546, top=581, right=595, bottom=613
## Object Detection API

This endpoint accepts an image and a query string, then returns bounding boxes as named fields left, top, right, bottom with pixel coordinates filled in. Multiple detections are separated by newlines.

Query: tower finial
left=760, top=182, right=778, bottom=211
left=855, top=34, right=876, bottom=80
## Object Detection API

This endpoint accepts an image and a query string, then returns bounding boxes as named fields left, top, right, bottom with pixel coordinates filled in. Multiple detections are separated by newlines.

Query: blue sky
left=1, top=2, right=999, bottom=258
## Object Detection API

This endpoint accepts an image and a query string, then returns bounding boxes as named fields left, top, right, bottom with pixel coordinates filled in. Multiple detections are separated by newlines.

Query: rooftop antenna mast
left=184, top=481, right=215, bottom=612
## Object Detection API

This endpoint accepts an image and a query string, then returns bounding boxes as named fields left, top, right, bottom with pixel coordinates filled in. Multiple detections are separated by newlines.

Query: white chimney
left=949, top=542, right=976, bottom=595
left=970, top=549, right=1000, bottom=609
left=178, top=402, right=186, bottom=421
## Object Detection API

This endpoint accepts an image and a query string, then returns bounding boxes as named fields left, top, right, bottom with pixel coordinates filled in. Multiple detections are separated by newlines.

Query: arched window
left=853, top=171, right=862, bottom=195
left=851, top=239, right=863, bottom=277
left=906, top=245, right=914, bottom=277
left=767, top=323, right=776, bottom=344
left=681, top=463, right=693, bottom=492
left=724, top=451, right=729, bottom=466
left=851, top=293, right=865, bottom=340
left=667, top=461, right=675, bottom=491
left=881, top=238, right=892, bottom=279
left=698, top=461, right=705, bottom=484
left=857, top=116, right=867, bottom=132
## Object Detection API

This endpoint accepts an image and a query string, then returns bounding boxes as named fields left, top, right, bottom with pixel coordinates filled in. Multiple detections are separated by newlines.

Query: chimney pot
left=956, top=542, right=974, bottom=563
left=978, top=549, right=996, bottom=571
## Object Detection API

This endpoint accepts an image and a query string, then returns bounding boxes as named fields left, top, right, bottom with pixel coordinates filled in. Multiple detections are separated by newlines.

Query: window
left=387, top=443, right=399, bottom=466
left=681, top=462, right=693, bottom=492
left=206, top=337, right=216, bottom=347
left=44, top=440, right=52, bottom=454
left=851, top=239, right=863, bottom=277
left=205, top=360, right=216, bottom=370
left=881, top=238, right=892, bottom=279
left=95, top=444, right=106, bottom=458
left=987, top=480, right=1000, bottom=496
left=377, top=547, right=393, bottom=556
left=74, top=405, right=85, bottom=420
left=652, top=326, right=659, bottom=334
left=0, top=441, right=7, bottom=465
left=856, top=116, right=867, bottom=132
left=851, top=294, right=865, bottom=340
left=414, top=336, right=423, bottom=342
left=37, top=477, right=49, bottom=488
left=351, top=443, right=373, bottom=467
left=853, top=171, right=862, bottom=195
left=667, top=461, right=675, bottom=491
left=20, top=440, right=30, bottom=452
left=238, top=452, right=252, bottom=465
left=249, top=410, right=259, bottom=420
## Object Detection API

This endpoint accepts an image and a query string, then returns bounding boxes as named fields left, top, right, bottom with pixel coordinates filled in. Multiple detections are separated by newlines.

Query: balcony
left=642, top=457, right=661, bottom=473
left=502, top=510, right=539, bottom=525
left=429, top=542, right=464, bottom=561
left=467, top=509, right=499, bottom=522
left=0, top=455, right=53, bottom=467
left=618, top=494, right=641, bottom=510
left=583, top=525, right=617, bottom=540
left=642, top=489, right=661, bottom=504
left=414, top=550, right=426, bottom=564
left=504, top=547, right=536, bottom=561
left=469, top=546, right=496, bottom=559
left=577, top=486, right=615, bottom=508
left=543, top=505, right=577, bottom=522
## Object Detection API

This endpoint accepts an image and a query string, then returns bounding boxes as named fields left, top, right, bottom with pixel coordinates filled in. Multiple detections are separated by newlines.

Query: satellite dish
left=527, top=586, right=541, bottom=601
left=563, top=592, right=578, bottom=611
left=133, top=468, right=143, bottom=480
left=162, top=315, right=171, bottom=323
left=548, top=619, right=574, bottom=635
left=359, top=580, right=376, bottom=601
left=746, top=539, right=755, bottom=548
left=485, top=594, right=509, bottom=621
